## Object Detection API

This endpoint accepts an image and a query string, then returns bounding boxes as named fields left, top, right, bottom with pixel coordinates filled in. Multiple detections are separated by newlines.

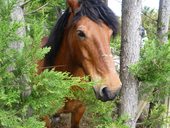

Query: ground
left=53, top=113, right=94, bottom=128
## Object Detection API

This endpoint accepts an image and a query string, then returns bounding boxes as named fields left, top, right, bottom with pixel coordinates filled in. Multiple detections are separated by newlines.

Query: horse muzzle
left=93, top=85, right=121, bottom=102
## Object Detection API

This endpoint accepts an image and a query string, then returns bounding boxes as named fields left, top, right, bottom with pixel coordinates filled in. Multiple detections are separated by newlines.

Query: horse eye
left=77, top=30, right=86, bottom=40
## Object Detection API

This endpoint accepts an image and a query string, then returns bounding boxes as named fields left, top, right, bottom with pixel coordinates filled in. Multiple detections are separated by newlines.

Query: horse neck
left=54, top=37, right=85, bottom=77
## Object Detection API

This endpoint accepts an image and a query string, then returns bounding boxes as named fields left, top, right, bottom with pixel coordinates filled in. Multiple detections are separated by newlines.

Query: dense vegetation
left=0, top=0, right=169, bottom=128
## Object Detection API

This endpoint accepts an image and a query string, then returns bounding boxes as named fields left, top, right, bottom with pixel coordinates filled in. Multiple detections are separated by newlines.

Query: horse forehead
left=76, top=16, right=113, bottom=35
left=76, top=17, right=96, bottom=28
left=76, top=17, right=101, bottom=29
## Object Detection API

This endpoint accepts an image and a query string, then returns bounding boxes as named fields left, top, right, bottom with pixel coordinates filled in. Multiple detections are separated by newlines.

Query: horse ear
left=67, top=0, right=80, bottom=13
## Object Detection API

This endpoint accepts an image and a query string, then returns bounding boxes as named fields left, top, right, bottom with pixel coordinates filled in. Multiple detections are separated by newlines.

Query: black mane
left=44, top=0, right=119, bottom=67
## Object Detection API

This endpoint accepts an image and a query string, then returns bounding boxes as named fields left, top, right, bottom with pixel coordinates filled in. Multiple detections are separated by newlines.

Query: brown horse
left=38, top=0, right=121, bottom=127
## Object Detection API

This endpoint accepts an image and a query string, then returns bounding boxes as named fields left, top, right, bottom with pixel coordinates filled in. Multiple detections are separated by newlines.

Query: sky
left=108, top=0, right=160, bottom=16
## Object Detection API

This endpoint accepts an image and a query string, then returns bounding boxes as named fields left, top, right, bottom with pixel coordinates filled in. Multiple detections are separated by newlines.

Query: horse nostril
left=100, top=86, right=120, bottom=101
left=100, top=86, right=110, bottom=98
left=100, top=87, right=109, bottom=99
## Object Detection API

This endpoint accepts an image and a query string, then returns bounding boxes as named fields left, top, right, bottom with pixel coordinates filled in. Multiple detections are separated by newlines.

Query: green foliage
left=130, top=39, right=170, bottom=100
left=130, top=38, right=170, bottom=127
left=0, top=0, right=16, bottom=20
left=142, top=7, right=158, bottom=39
left=110, top=35, right=121, bottom=55
left=25, top=0, right=66, bottom=32
left=143, top=104, right=167, bottom=127
left=112, top=116, right=129, bottom=128
left=96, top=115, right=129, bottom=128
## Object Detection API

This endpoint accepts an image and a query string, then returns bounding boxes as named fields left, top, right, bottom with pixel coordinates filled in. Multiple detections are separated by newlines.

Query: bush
left=130, top=39, right=170, bottom=100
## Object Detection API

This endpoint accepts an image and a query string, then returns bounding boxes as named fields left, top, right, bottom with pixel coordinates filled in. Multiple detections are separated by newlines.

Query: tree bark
left=11, top=0, right=26, bottom=50
left=120, top=0, right=142, bottom=128
left=157, top=1, right=170, bottom=128
left=157, top=0, right=170, bottom=43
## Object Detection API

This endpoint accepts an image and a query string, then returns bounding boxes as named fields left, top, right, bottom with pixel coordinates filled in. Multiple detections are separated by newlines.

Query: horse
left=38, top=0, right=122, bottom=127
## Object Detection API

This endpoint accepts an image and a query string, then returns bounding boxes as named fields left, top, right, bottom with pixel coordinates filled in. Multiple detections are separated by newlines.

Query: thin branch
left=25, top=3, right=49, bottom=15
left=20, top=0, right=31, bottom=8
left=135, top=100, right=149, bottom=123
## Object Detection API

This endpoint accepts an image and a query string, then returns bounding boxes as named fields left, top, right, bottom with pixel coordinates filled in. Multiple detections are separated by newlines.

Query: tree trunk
left=157, top=0, right=170, bottom=43
left=11, top=0, right=26, bottom=50
left=157, top=0, right=170, bottom=128
left=120, top=0, right=142, bottom=128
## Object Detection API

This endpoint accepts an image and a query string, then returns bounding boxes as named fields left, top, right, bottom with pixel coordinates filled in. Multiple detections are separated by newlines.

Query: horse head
left=66, top=0, right=121, bottom=101
left=44, top=0, right=122, bottom=102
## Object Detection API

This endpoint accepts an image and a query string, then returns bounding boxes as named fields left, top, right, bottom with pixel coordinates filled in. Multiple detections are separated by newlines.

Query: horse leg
left=42, top=115, right=51, bottom=128
left=52, top=99, right=85, bottom=128
left=71, top=104, right=85, bottom=128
